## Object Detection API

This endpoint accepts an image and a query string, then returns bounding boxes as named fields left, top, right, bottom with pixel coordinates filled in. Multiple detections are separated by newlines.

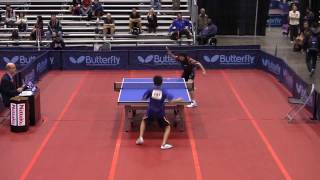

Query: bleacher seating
left=0, top=0, right=194, bottom=48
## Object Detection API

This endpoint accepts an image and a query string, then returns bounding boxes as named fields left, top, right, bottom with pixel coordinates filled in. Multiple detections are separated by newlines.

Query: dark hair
left=153, top=75, right=163, bottom=86
left=179, top=53, right=188, bottom=60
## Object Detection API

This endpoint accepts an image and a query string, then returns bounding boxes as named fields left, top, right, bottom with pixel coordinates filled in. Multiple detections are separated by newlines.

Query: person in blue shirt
left=197, top=18, right=218, bottom=45
left=136, top=75, right=183, bottom=150
left=168, top=13, right=192, bottom=40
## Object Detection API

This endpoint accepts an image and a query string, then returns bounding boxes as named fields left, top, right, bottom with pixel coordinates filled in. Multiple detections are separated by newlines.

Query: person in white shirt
left=289, top=4, right=300, bottom=42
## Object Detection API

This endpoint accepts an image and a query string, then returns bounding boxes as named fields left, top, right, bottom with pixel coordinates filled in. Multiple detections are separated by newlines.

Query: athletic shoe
left=192, top=100, right=198, bottom=107
left=136, top=137, right=144, bottom=145
left=186, top=103, right=194, bottom=108
left=161, top=144, right=173, bottom=150
left=310, top=69, right=315, bottom=77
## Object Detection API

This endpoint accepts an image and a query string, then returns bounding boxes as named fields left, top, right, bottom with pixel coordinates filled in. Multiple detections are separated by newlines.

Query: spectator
left=147, top=8, right=158, bottom=33
left=81, top=0, right=92, bottom=20
left=0, top=63, right=23, bottom=108
left=129, top=8, right=142, bottom=34
left=150, top=0, right=161, bottom=13
left=168, top=13, right=192, bottom=40
left=103, top=13, right=115, bottom=39
left=92, top=0, right=104, bottom=18
left=5, top=4, right=16, bottom=28
left=304, top=8, right=315, bottom=27
left=303, top=22, right=320, bottom=76
left=197, top=18, right=217, bottom=45
left=172, top=0, right=180, bottom=10
left=50, top=32, right=65, bottom=50
left=71, top=0, right=81, bottom=15
left=30, top=16, right=44, bottom=40
left=16, top=13, right=27, bottom=32
left=289, top=4, right=300, bottom=43
left=198, top=8, right=208, bottom=33
left=47, top=14, right=62, bottom=38
left=293, top=21, right=309, bottom=52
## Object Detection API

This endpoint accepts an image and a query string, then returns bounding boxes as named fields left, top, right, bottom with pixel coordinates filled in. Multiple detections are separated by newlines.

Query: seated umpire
left=0, top=63, right=23, bottom=107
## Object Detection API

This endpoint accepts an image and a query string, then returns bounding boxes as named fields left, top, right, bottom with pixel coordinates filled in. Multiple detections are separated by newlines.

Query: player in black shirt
left=166, top=46, right=206, bottom=107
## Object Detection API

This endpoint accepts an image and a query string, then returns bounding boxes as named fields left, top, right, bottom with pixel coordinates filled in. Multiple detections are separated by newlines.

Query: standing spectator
left=16, top=13, right=27, bottom=32
left=71, top=0, right=81, bottom=15
left=50, top=32, right=65, bottom=50
left=197, top=18, right=217, bottom=45
left=289, top=4, right=300, bottom=43
left=5, top=4, right=16, bottom=28
left=147, top=8, right=158, bottom=33
left=304, top=8, right=315, bottom=27
left=92, top=0, right=104, bottom=18
left=293, top=21, right=310, bottom=52
left=81, top=0, right=92, bottom=20
left=150, top=0, right=161, bottom=14
left=103, top=13, right=115, bottom=40
left=168, top=13, right=192, bottom=40
left=303, top=22, right=320, bottom=76
left=30, top=16, right=44, bottom=40
left=129, top=8, right=142, bottom=34
left=47, top=14, right=62, bottom=38
left=197, top=8, right=208, bottom=33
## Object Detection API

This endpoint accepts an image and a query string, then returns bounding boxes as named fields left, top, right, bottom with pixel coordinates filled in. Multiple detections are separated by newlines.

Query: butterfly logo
left=203, top=55, right=219, bottom=63
left=137, top=55, right=154, bottom=63
left=3, top=56, right=19, bottom=64
left=69, top=56, right=86, bottom=64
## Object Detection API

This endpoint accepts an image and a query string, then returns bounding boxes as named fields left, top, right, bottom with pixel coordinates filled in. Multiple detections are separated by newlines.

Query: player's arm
left=165, top=46, right=178, bottom=60
left=142, top=89, right=151, bottom=100
left=189, top=58, right=206, bottom=75
left=165, top=92, right=183, bottom=103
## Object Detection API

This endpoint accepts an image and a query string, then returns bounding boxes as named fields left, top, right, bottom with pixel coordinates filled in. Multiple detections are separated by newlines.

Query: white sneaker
left=161, top=144, right=173, bottom=150
left=136, top=137, right=144, bottom=145
left=192, top=100, right=198, bottom=107
left=186, top=103, right=194, bottom=108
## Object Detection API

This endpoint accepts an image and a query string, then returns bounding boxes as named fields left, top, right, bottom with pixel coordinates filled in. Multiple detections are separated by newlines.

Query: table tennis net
left=121, top=82, right=187, bottom=89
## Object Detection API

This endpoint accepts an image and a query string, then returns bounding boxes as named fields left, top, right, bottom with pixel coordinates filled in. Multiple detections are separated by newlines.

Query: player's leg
left=136, top=116, right=148, bottom=145
left=186, top=71, right=197, bottom=107
left=159, top=117, right=173, bottom=149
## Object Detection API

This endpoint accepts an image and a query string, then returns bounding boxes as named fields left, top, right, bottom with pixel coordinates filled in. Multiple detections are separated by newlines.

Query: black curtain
left=199, top=0, right=270, bottom=35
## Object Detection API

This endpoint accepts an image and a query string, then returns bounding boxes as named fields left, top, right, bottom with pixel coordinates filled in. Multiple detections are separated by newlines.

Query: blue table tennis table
left=115, top=78, right=192, bottom=132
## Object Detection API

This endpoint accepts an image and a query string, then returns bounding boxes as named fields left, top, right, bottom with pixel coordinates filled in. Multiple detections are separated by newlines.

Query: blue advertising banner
left=128, top=50, right=196, bottom=69
left=197, top=49, right=258, bottom=68
left=48, top=51, right=62, bottom=70
left=267, top=14, right=283, bottom=27
left=259, top=52, right=283, bottom=79
left=62, top=50, right=128, bottom=70
left=0, top=51, right=42, bottom=69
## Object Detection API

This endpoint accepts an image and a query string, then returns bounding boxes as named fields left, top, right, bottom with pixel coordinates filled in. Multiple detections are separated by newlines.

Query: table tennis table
left=114, top=78, right=193, bottom=132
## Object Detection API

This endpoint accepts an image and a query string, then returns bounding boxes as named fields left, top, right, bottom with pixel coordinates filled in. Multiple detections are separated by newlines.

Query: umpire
left=0, top=63, right=23, bottom=107
left=303, top=22, right=320, bottom=77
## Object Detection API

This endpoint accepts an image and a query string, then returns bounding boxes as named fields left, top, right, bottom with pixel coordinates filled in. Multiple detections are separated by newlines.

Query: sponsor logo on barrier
left=295, top=82, right=313, bottom=106
left=49, top=57, right=55, bottom=65
left=36, top=58, right=48, bottom=74
left=267, top=17, right=282, bottom=26
left=10, top=103, right=17, bottom=126
left=23, top=69, right=36, bottom=84
left=3, top=56, right=36, bottom=65
left=137, top=55, right=178, bottom=65
left=69, top=56, right=120, bottom=66
left=283, top=68, right=294, bottom=90
left=17, top=104, right=26, bottom=126
left=261, top=58, right=281, bottom=75
left=203, top=55, right=255, bottom=65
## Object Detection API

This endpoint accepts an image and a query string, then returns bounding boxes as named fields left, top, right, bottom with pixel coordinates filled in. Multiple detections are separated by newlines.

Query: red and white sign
left=17, top=104, right=26, bottom=126
left=10, top=103, right=17, bottom=126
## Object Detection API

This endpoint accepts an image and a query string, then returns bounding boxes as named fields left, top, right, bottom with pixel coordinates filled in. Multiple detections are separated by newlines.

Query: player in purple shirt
left=136, top=75, right=182, bottom=150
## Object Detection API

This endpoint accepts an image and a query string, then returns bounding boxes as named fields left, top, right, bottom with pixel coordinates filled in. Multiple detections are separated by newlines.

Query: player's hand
left=17, top=88, right=23, bottom=93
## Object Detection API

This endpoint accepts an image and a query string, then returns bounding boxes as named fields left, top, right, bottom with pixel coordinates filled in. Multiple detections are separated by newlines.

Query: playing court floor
left=1, top=70, right=320, bottom=180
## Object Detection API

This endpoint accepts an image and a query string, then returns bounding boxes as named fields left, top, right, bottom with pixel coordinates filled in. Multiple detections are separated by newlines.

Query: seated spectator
left=198, top=8, right=208, bottom=33
left=47, top=14, right=62, bottom=38
left=92, top=0, right=104, bottom=18
left=150, top=0, right=161, bottom=13
left=50, top=32, right=65, bottom=50
left=30, top=16, right=44, bottom=40
left=71, top=0, right=81, bottom=15
left=129, top=8, right=142, bottom=34
left=5, top=4, right=16, bottom=28
left=16, top=13, right=27, bottom=32
left=294, top=21, right=310, bottom=51
left=197, top=18, right=218, bottom=45
left=103, top=13, right=115, bottom=39
left=81, top=0, right=92, bottom=20
left=147, top=8, right=158, bottom=33
left=168, top=13, right=192, bottom=40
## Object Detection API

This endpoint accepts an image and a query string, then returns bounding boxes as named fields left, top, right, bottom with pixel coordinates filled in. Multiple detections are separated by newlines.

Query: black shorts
left=182, top=71, right=195, bottom=81
left=143, top=116, right=170, bottom=128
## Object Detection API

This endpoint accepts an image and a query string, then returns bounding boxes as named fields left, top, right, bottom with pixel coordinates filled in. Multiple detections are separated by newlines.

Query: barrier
left=0, top=46, right=318, bottom=120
